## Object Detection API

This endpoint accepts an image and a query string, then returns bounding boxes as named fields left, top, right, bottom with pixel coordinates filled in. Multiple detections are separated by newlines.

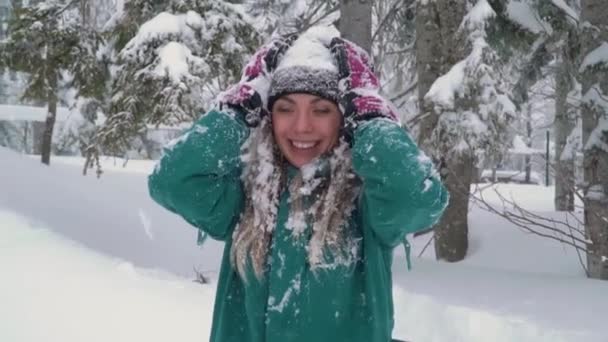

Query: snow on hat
left=267, top=26, right=341, bottom=111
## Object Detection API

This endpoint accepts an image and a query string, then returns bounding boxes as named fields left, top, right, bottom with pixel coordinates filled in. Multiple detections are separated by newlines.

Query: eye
left=274, top=105, right=294, bottom=114
left=313, top=107, right=332, bottom=115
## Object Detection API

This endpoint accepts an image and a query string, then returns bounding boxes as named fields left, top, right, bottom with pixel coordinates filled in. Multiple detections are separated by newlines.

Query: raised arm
left=352, top=119, right=448, bottom=248
left=148, top=109, right=249, bottom=240
left=149, top=35, right=297, bottom=240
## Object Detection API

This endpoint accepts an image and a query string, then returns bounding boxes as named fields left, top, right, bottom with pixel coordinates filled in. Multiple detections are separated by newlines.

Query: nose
left=293, top=110, right=313, bottom=133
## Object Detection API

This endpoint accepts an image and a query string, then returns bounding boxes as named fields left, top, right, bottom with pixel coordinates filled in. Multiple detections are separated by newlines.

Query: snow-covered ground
left=1, top=147, right=607, bottom=342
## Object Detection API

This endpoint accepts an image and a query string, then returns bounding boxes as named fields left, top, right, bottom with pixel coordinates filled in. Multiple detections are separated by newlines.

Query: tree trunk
left=40, top=73, right=57, bottom=165
left=554, top=52, right=575, bottom=211
left=23, top=122, right=30, bottom=154
left=416, top=0, right=469, bottom=262
left=80, top=0, right=90, bottom=26
left=434, top=153, right=472, bottom=261
left=525, top=110, right=532, bottom=184
left=31, top=121, right=44, bottom=155
left=139, top=131, right=155, bottom=159
left=339, top=0, right=372, bottom=54
left=416, top=0, right=467, bottom=145
left=580, top=0, right=608, bottom=280
left=415, top=2, right=442, bottom=145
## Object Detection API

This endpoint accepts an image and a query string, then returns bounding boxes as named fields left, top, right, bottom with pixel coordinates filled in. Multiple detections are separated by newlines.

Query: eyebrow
left=278, top=95, right=329, bottom=105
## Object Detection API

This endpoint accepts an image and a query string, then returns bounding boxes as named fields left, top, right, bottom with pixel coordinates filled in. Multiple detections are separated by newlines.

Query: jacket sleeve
left=148, top=109, right=249, bottom=241
left=352, top=118, right=449, bottom=248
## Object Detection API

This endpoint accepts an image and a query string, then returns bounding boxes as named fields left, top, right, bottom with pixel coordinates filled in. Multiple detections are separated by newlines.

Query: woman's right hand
left=217, top=34, right=297, bottom=127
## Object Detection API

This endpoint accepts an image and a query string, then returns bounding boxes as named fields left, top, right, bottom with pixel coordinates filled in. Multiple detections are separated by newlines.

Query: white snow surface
left=2, top=146, right=608, bottom=341
left=506, top=1, right=553, bottom=35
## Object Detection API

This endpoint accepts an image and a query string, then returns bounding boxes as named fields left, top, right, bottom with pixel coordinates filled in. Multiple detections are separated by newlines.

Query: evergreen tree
left=416, top=0, right=516, bottom=261
left=108, top=0, right=169, bottom=51
left=488, top=0, right=580, bottom=211
left=86, top=0, right=260, bottom=167
left=488, top=0, right=581, bottom=211
left=0, top=0, right=105, bottom=165
left=580, top=0, right=608, bottom=280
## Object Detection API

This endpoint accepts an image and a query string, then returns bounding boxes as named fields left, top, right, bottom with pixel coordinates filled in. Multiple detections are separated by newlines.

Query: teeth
left=291, top=141, right=316, bottom=149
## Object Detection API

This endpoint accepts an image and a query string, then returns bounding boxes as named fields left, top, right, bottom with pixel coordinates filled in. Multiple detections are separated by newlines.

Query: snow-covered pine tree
left=579, top=0, right=608, bottom=280
left=107, top=0, right=169, bottom=51
left=488, top=0, right=581, bottom=210
left=87, top=0, right=260, bottom=166
left=417, top=0, right=516, bottom=261
left=1, top=0, right=105, bottom=165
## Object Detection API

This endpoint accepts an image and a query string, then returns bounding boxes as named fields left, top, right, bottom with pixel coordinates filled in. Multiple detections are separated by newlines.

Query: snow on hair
left=231, top=116, right=361, bottom=280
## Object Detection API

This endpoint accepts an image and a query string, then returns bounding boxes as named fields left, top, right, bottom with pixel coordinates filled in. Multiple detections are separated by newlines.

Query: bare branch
left=385, top=44, right=414, bottom=55
left=418, top=234, right=434, bottom=258
left=470, top=185, right=589, bottom=252
left=371, top=0, right=405, bottom=43
left=390, top=82, right=417, bottom=103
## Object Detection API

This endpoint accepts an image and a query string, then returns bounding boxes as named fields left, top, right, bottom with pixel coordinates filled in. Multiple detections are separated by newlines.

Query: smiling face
left=271, top=93, right=342, bottom=168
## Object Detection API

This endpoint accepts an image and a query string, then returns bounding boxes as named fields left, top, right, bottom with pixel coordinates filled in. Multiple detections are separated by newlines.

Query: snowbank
left=0, top=147, right=224, bottom=278
left=2, top=147, right=608, bottom=342
left=0, top=210, right=214, bottom=342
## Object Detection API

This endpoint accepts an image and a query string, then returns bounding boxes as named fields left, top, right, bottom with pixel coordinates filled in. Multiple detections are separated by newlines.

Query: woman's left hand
left=328, top=37, right=400, bottom=134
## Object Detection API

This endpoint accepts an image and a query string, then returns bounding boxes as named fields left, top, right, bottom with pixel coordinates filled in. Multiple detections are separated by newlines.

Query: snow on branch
left=505, top=0, right=553, bottom=35
left=579, top=42, right=608, bottom=72
left=424, top=0, right=515, bottom=156
left=584, top=111, right=608, bottom=152
left=550, top=0, right=579, bottom=23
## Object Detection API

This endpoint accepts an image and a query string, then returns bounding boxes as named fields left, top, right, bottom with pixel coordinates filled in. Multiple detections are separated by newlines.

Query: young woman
left=149, top=27, right=448, bottom=342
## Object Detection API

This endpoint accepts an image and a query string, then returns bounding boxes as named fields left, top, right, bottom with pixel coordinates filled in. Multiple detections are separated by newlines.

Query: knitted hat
left=267, top=27, right=340, bottom=111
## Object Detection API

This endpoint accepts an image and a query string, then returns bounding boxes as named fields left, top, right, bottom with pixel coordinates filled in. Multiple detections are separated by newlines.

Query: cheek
left=271, top=115, right=286, bottom=137
left=271, top=117, right=290, bottom=150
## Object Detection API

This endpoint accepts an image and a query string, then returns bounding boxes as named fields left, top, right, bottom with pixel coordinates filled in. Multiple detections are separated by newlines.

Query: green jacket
left=148, top=109, right=448, bottom=342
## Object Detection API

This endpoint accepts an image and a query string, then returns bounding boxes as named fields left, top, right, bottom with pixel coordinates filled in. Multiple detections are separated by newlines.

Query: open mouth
left=290, top=140, right=319, bottom=150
